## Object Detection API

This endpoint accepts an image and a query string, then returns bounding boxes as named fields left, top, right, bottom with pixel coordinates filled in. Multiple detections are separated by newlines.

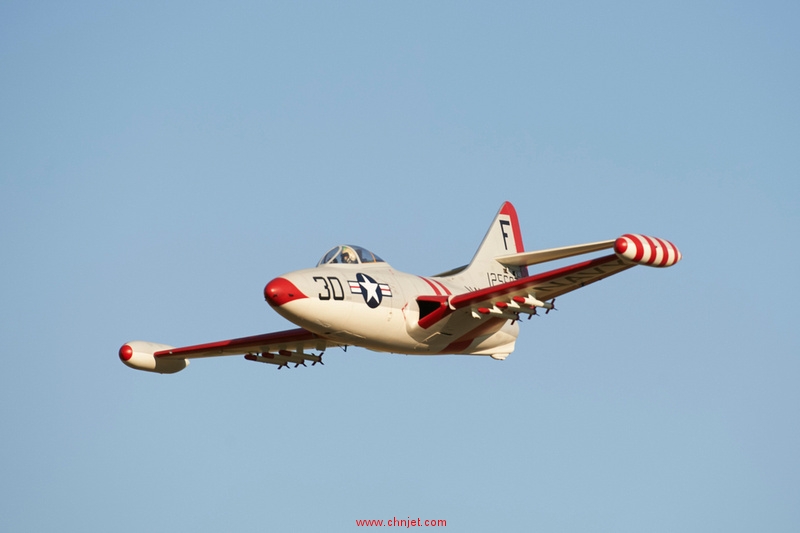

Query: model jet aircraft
left=119, top=201, right=681, bottom=373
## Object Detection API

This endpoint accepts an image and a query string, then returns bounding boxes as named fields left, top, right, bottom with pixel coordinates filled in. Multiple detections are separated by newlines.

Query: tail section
left=471, top=201, right=525, bottom=261
left=443, top=201, right=528, bottom=283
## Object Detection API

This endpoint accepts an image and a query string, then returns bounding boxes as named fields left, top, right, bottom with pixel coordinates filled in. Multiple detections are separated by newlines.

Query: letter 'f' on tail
left=473, top=201, right=525, bottom=258
left=467, top=201, right=528, bottom=276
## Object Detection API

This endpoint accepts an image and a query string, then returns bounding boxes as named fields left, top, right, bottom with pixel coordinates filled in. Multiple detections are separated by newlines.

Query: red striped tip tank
left=614, top=234, right=682, bottom=267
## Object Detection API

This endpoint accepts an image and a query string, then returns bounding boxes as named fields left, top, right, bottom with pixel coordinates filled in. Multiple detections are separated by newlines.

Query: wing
left=450, top=253, right=634, bottom=317
left=494, top=239, right=615, bottom=267
left=119, top=327, right=343, bottom=373
left=421, top=233, right=681, bottom=326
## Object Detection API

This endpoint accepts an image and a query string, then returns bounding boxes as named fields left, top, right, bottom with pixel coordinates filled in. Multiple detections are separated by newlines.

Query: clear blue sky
left=1, top=2, right=798, bottom=531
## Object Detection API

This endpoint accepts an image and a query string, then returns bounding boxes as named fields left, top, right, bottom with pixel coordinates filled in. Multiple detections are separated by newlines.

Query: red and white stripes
left=614, top=234, right=682, bottom=267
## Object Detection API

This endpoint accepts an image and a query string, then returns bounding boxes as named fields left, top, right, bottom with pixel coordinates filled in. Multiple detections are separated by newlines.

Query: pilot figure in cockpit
left=341, top=246, right=358, bottom=264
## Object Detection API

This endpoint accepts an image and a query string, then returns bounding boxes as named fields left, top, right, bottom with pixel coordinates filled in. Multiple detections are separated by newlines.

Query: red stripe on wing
left=154, top=328, right=321, bottom=359
left=449, top=254, right=623, bottom=309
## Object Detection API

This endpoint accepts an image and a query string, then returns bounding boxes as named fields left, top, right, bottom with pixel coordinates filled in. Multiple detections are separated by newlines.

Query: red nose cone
left=264, top=277, right=307, bottom=307
left=614, top=237, right=628, bottom=255
left=119, top=344, right=133, bottom=362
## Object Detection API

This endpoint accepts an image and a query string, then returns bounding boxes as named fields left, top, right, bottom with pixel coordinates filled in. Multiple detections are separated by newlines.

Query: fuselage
left=264, top=260, right=519, bottom=357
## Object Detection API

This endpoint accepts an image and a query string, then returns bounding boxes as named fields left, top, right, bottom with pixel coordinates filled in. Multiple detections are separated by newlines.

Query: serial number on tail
left=487, top=270, right=521, bottom=287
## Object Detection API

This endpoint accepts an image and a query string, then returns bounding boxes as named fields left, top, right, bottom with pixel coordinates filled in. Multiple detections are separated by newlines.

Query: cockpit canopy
left=317, top=245, right=385, bottom=266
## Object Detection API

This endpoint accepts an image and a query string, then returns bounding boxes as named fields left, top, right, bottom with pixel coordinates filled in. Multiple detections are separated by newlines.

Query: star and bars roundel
left=349, top=273, right=392, bottom=308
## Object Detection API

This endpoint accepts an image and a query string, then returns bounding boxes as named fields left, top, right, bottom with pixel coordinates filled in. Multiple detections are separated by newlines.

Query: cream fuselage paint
left=269, top=262, right=519, bottom=356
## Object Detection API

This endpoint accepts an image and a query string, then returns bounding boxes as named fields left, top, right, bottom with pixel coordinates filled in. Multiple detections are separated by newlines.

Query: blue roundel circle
left=355, top=273, right=383, bottom=308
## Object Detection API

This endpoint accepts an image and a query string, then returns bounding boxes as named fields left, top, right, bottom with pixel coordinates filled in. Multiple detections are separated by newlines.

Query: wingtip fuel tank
left=119, top=341, right=188, bottom=374
left=614, top=234, right=681, bottom=267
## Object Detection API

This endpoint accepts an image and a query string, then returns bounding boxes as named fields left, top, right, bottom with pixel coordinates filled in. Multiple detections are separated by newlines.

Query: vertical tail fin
left=471, top=201, right=525, bottom=260
left=466, top=201, right=528, bottom=278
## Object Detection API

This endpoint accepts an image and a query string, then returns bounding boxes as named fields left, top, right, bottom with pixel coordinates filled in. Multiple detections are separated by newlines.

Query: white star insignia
left=359, top=277, right=380, bottom=304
